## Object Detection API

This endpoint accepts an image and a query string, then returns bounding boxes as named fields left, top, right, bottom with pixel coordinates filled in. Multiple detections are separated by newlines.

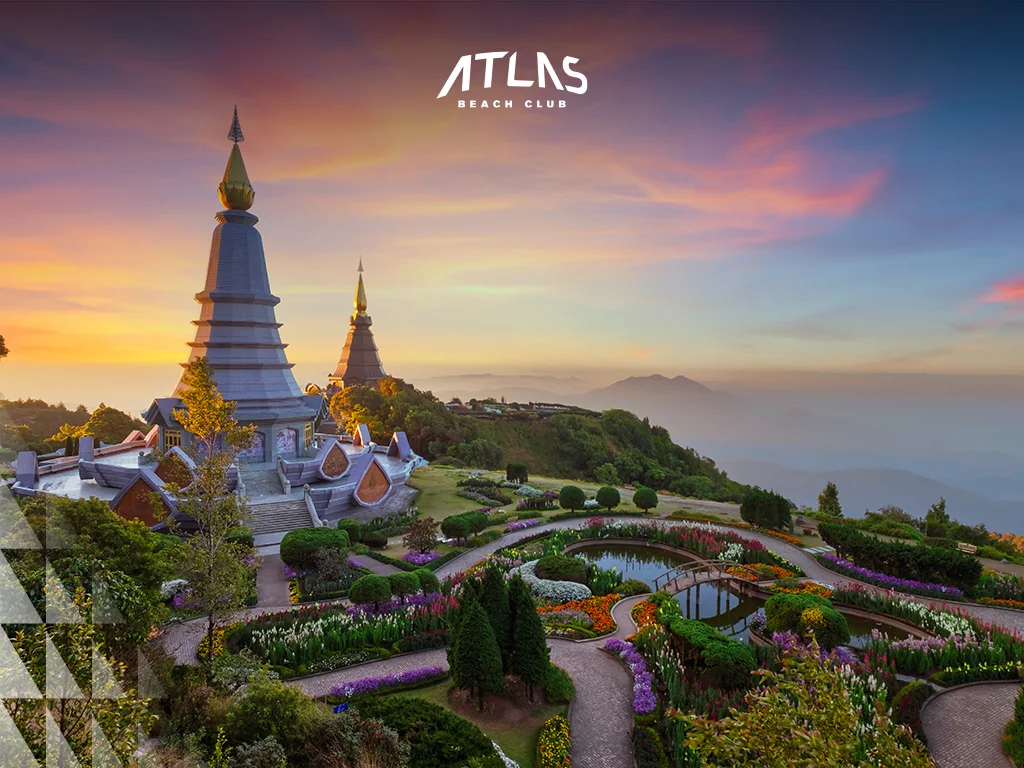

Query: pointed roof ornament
left=218, top=106, right=254, bottom=210
left=358, top=257, right=364, bottom=273
left=227, top=105, right=244, bottom=143
left=355, top=271, right=368, bottom=316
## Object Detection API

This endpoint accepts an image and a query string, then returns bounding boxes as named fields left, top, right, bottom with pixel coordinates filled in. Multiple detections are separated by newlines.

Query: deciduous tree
left=403, top=516, right=439, bottom=554
left=817, top=481, right=843, bottom=517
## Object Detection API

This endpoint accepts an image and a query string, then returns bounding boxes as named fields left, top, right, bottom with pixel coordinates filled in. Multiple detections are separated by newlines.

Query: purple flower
left=605, top=638, right=657, bottom=714
left=820, top=554, right=965, bottom=598
left=329, top=666, right=445, bottom=698
left=403, top=551, right=439, bottom=566
left=507, top=519, right=540, bottom=532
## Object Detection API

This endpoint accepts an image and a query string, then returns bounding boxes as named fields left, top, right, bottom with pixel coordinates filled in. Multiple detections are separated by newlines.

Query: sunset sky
left=2, top=2, right=1023, bottom=413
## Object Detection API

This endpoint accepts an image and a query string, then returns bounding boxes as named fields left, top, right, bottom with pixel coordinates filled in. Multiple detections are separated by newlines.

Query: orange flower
left=631, top=599, right=658, bottom=628
left=539, top=594, right=620, bottom=635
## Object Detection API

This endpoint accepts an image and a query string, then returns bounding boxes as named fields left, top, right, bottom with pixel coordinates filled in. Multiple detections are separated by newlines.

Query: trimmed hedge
left=544, top=663, right=575, bottom=704
left=335, top=518, right=363, bottom=543
left=651, top=592, right=753, bottom=687
left=360, top=530, right=388, bottom=549
left=535, top=554, right=588, bottom=584
left=365, top=548, right=467, bottom=573
left=414, top=568, right=440, bottom=593
left=226, top=526, right=255, bottom=549
left=819, top=521, right=982, bottom=592
left=279, top=528, right=350, bottom=570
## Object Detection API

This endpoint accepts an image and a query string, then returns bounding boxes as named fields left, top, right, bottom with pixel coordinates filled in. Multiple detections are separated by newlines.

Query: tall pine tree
left=480, top=565, right=512, bottom=672
left=510, top=581, right=550, bottom=701
left=449, top=602, right=504, bottom=710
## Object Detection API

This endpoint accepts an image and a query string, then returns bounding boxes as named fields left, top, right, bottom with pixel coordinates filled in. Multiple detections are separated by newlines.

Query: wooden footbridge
left=651, top=558, right=764, bottom=595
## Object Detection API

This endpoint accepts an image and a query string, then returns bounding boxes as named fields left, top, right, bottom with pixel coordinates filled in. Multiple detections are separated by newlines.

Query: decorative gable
left=110, top=471, right=174, bottom=527
left=353, top=456, right=392, bottom=506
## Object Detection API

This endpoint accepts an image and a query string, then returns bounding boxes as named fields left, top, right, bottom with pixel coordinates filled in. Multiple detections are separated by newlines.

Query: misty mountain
left=719, top=459, right=1022, bottom=534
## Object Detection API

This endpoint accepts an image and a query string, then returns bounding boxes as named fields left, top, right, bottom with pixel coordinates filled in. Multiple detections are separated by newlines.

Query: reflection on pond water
left=674, top=582, right=910, bottom=648
left=575, top=544, right=697, bottom=588
left=573, top=545, right=910, bottom=650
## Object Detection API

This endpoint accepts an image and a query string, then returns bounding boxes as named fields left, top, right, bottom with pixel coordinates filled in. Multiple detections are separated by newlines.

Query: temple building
left=327, top=259, right=387, bottom=393
left=143, top=107, right=323, bottom=464
left=10, top=110, right=424, bottom=538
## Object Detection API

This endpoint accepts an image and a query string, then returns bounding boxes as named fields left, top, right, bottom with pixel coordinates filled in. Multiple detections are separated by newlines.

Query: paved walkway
left=256, top=554, right=292, bottom=607
left=922, top=682, right=1021, bottom=768
left=348, top=554, right=402, bottom=576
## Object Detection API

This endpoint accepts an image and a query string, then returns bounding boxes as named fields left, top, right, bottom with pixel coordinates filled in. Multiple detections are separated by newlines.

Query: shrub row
left=280, top=528, right=350, bottom=570
left=440, top=510, right=489, bottom=540
left=819, top=521, right=982, bottom=591
left=650, top=592, right=754, bottom=687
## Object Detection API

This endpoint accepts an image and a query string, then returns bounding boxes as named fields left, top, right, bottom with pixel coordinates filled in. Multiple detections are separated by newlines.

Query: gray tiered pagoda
left=327, top=259, right=387, bottom=393
left=144, top=108, right=322, bottom=463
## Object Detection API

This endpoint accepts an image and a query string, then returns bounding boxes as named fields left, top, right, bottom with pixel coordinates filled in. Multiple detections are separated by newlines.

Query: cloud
left=980, top=275, right=1024, bottom=304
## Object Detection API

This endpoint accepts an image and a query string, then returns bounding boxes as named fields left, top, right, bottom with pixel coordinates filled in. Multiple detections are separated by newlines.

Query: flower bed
left=631, top=599, right=658, bottom=629
left=932, top=660, right=1024, bottom=686
left=367, top=548, right=466, bottom=573
left=979, top=597, right=1024, bottom=611
left=724, top=564, right=796, bottom=582
left=538, top=593, right=619, bottom=636
left=537, top=715, right=572, bottom=768
left=605, top=638, right=657, bottom=713
left=231, top=593, right=458, bottom=671
left=457, top=488, right=513, bottom=506
left=403, top=550, right=439, bottom=566
left=327, top=665, right=446, bottom=699
left=818, top=553, right=966, bottom=600
left=770, top=580, right=833, bottom=598
left=668, top=514, right=805, bottom=546
left=513, top=560, right=592, bottom=602
left=507, top=518, right=541, bottom=533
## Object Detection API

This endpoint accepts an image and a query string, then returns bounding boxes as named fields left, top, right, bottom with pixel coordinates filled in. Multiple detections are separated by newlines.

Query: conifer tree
left=449, top=602, right=504, bottom=709
left=510, top=582, right=550, bottom=701
left=480, top=564, right=512, bottom=671
left=818, top=481, right=843, bottom=517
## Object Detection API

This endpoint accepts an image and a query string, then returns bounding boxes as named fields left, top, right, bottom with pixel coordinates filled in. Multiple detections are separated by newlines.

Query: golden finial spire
left=354, top=261, right=368, bottom=316
left=218, top=106, right=255, bottom=211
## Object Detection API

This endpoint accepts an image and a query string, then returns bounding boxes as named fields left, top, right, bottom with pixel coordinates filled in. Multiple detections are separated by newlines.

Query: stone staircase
left=240, top=468, right=282, bottom=498
left=247, top=499, right=313, bottom=536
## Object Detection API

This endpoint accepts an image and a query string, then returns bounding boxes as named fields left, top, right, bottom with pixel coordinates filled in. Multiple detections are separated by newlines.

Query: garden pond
left=577, top=544, right=911, bottom=649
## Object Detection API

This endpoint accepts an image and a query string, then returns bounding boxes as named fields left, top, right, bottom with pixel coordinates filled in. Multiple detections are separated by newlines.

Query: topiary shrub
left=440, top=515, right=470, bottom=541
left=349, top=574, right=392, bottom=607
left=335, top=518, right=363, bottom=544
left=360, top=530, right=388, bottom=549
left=632, top=486, right=659, bottom=512
left=764, top=592, right=850, bottom=650
left=226, top=526, right=255, bottom=549
left=414, top=568, right=440, bottom=593
left=535, top=554, right=588, bottom=584
left=595, top=485, right=620, bottom=511
left=279, top=528, right=350, bottom=571
left=388, top=571, right=421, bottom=597
left=558, top=485, right=586, bottom=513
left=507, top=462, right=529, bottom=483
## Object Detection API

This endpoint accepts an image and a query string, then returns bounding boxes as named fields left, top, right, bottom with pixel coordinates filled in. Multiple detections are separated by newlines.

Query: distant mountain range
left=426, top=371, right=1024, bottom=533
left=718, top=460, right=1020, bottom=532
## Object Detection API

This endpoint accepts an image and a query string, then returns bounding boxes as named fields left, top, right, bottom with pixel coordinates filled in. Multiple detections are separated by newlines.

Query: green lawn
left=390, top=680, right=566, bottom=767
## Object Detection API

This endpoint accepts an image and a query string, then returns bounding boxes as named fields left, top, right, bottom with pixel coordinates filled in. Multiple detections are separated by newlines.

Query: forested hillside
left=330, top=377, right=747, bottom=502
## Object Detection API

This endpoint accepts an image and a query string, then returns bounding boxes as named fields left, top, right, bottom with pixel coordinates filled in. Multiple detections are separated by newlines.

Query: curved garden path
left=921, top=682, right=1021, bottom=768
left=158, top=514, right=1024, bottom=767
left=290, top=595, right=648, bottom=768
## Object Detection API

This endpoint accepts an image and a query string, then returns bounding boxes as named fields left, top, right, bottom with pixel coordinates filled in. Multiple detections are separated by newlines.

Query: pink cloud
left=981, top=275, right=1024, bottom=304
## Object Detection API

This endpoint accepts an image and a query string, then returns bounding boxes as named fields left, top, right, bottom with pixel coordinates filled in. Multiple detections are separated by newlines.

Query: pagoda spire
left=354, top=262, right=368, bottom=316
left=218, top=107, right=254, bottom=211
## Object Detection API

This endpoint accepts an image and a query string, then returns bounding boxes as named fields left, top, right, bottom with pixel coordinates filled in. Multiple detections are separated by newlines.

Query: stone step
left=240, top=468, right=283, bottom=497
left=247, top=500, right=312, bottom=535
